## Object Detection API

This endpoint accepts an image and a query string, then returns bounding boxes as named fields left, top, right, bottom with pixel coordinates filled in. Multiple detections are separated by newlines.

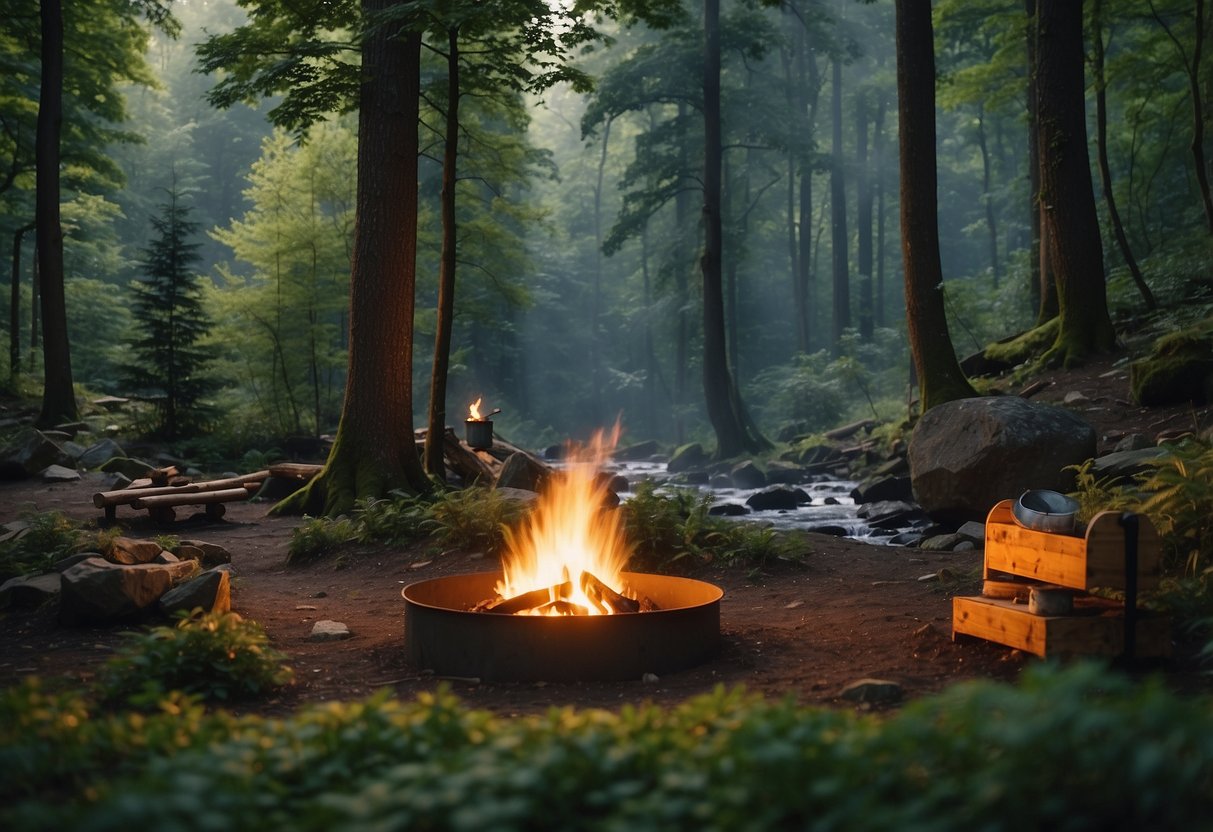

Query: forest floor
left=1, top=355, right=1210, bottom=715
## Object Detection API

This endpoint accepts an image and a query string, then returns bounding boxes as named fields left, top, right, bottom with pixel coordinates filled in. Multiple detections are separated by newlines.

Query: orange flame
left=496, top=423, right=631, bottom=615
left=469, top=397, right=483, bottom=421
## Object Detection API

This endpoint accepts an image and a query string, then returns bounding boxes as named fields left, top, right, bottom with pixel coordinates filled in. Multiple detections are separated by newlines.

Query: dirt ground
left=0, top=357, right=1210, bottom=715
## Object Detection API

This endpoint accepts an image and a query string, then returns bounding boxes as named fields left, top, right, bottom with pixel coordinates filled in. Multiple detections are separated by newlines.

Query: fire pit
left=402, top=571, right=722, bottom=681
left=401, top=425, right=724, bottom=681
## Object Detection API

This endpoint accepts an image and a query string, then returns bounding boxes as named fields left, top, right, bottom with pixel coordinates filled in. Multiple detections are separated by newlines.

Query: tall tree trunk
left=856, top=90, right=874, bottom=341
left=1093, top=0, right=1155, bottom=310
left=895, top=0, right=976, bottom=411
left=1150, top=0, right=1213, bottom=232
left=1037, top=0, right=1116, bottom=365
left=830, top=54, right=850, bottom=352
left=591, top=117, right=612, bottom=413
left=10, top=223, right=33, bottom=381
left=641, top=222, right=657, bottom=438
left=1025, top=0, right=1048, bottom=321
left=276, top=0, right=428, bottom=515
left=975, top=107, right=1002, bottom=288
left=701, top=0, right=768, bottom=457
left=29, top=248, right=39, bottom=373
left=425, top=27, right=460, bottom=480
left=675, top=103, right=692, bottom=445
left=873, top=94, right=887, bottom=329
left=35, top=0, right=76, bottom=427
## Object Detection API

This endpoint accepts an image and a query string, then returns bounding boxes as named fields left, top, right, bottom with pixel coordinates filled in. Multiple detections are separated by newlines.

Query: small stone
left=40, top=464, right=80, bottom=483
left=784, top=600, right=804, bottom=609
left=917, top=572, right=940, bottom=582
left=296, top=604, right=318, bottom=610
left=312, top=590, right=327, bottom=598
left=153, top=551, right=181, bottom=564
left=641, top=672, right=659, bottom=683
left=410, top=560, right=432, bottom=570
left=840, top=678, right=903, bottom=704
left=177, top=540, right=232, bottom=566
left=0, top=573, right=62, bottom=608
left=918, top=533, right=966, bottom=552
left=955, top=521, right=986, bottom=544
left=108, top=537, right=164, bottom=565
left=1062, top=391, right=1089, bottom=405
left=309, top=620, right=351, bottom=641
left=159, top=568, right=231, bottom=616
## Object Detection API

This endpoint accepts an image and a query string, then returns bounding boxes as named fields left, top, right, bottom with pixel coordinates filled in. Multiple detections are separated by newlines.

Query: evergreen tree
left=122, top=188, right=216, bottom=439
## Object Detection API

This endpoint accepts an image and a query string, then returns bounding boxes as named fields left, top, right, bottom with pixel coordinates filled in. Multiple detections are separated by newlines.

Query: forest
left=4, top=0, right=1206, bottom=467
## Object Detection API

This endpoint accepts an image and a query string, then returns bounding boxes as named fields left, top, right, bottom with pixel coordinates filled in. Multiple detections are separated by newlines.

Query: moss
left=1129, top=321, right=1213, bottom=406
left=983, top=318, right=1060, bottom=368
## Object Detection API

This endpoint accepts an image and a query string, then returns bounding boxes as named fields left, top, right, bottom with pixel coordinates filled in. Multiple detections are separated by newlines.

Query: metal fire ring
left=402, top=571, right=723, bottom=682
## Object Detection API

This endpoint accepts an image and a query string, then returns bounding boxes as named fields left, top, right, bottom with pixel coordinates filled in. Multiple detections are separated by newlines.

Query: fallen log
left=132, top=487, right=254, bottom=510
left=267, top=462, right=325, bottom=480
left=93, top=471, right=269, bottom=509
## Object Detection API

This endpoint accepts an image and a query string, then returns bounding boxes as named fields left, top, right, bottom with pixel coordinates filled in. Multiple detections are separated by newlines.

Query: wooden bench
left=93, top=470, right=270, bottom=522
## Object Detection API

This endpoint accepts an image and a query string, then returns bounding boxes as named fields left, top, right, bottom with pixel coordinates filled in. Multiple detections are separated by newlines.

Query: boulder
left=667, top=442, right=709, bottom=474
left=1113, top=433, right=1153, bottom=453
left=494, top=452, right=551, bottom=493
left=0, top=428, right=65, bottom=480
left=840, top=678, right=903, bottom=705
left=159, top=567, right=231, bottom=616
left=77, top=438, right=125, bottom=470
left=956, top=521, right=986, bottom=545
left=53, top=552, right=100, bottom=572
left=1088, top=447, right=1171, bottom=484
left=60, top=440, right=88, bottom=460
left=709, top=473, right=733, bottom=488
left=744, top=486, right=802, bottom=511
left=764, top=461, right=806, bottom=484
left=908, top=397, right=1096, bottom=520
left=309, top=620, right=352, bottom=641
left=729, top=460, right=766, bottom=490
left=807, top=525, right=848, bottom=537
left=708, top=502, right=749, bottom=517
left=108, top=537, right=164, bottom=565
left=40, top=464, right=80, bottom=483
left=100, top=456, right=153, bottom=480
left=855, top=500, right=923, bottom=528
left=790, top=443, right=843, bottom=467
left=59, top=557, right=198, bottom=625
left=0, top=573, right=61, bottom=609
left=678, top=470, right=710, bottom=485
left=850, top=475, right=913, bottom=504
left=177, top=539, right=233, bottom=567
left=1130, top=335, right=1213, bottom=406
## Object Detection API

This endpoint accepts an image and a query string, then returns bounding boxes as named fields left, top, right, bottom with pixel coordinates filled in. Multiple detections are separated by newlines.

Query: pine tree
left=123, top=188, right=215, bottom=439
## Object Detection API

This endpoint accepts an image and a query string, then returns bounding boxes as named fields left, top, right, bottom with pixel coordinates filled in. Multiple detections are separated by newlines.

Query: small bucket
left=465, top=419, right=494, bottom=449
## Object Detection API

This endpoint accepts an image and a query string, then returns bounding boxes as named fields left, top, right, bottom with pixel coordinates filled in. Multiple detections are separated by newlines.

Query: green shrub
left=0, top=511, right=88, bottom=580
left=287, top=514, right=359, bottom=563
left=1138, top=438, right=1213, bottom=575
left=97, top=610, right=293, bottom=707
left=353, top=489, right=436, bottom=545
left=1067, top=458, right=1140, bottom=525
left=426, top=486, right=529, bottom=554
left=2, top=664, right=1212, bottom=831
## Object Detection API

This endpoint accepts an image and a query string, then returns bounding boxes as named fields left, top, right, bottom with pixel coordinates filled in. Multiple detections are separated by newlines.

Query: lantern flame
left=495, top=423, right=632, bottom=615
left=469, top=397, right=483, bottom=421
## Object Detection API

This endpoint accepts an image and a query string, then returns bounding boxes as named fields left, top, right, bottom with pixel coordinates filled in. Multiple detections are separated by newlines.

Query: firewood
left=149, top=466, right=181, bottom=486
left=580, top=570, right=640, bottom=614
left=267, top=462, right=324, bottom=480
left=484, top=580, right=572, bottom=615
left=441, top=428, right=495, bottom=483
left=535, top=599, right=589, bottom=616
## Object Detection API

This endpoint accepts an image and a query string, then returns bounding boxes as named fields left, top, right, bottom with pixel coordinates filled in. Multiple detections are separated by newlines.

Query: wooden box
left=983, top=499, right=1162, bottom=591
left=953, top=595, right=1171, bottom=659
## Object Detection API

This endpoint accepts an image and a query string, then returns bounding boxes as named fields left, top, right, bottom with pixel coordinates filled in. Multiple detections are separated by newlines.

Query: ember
left=476, top=424, right=651, bottom=616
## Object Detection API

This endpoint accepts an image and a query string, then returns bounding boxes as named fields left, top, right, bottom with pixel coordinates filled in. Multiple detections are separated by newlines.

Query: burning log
left=580, top=570, right=640, bottom=614
left=483, top=580, right=573, bottom=615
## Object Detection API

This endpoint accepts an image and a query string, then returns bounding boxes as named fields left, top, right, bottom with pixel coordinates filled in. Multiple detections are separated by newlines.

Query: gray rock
left=919, top=533, right=967, bottom=552
left=708, top=502, right=749, bottom=516
left=745, top=486, right=801, bottom=511
left=494, top=452, right=550, bottom=493
left=709, top=473, right=733, bottom=488
left=59, top=557, right=198, bottom=625
left=493, top=487, right=540, bottom=506
left=53, top=552, right=100, bottom=572
left=667, top=442, right=709, bottom=474
left=0, top=573, right=62, bottom=609
left=869, top=456, right=910, bottom=478
left=887, top=531, right=924, bottom=547
left=0, top=428, right=65, bottom=480
left=730, top=460, right=766, bottom=489
left=77, top=438, right=125, bottom=470
left=1088, top=447, right=1172, bottom=484
left=764, top=461, right=806, bottom=484
left=855, top=500, right=920, bottom=524
left=808, top=524, right=849, bottom=537
left=60, top=440, right=88, bottom=460
left=40, top=464, right=80, bottom=483
left=108, top=537, right=164, bottom=565
left=309, top=620, right=352, bottom=641
left=100, top=456, right=153, bottom=479
left=679, top=470, right=710, bottom=485
left=851, top=475, right=913, bottom=504
left=177, top=539, right=233, bottom=567
left=1113, top=433, right=1153, bottom=453
left=909, top=397, right=1096, bottom=519
left=953, top=540, right=976, bottom=552
left=840, top=678, right=903, bottom=705
left=159, top=568, right=231, bottom=616
left=1063, top=390, right=1089, bottom=405
left=955, top=521, right=986, bottom=545
left=613, top=440, right=661, bottom=461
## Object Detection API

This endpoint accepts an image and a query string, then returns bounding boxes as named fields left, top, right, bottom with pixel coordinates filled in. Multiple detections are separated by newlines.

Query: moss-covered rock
left=1129, top=325, right=1213, bottom=406
left=982, top=318, right=1060, bottom=369
left=667, top=442, right=708, bottom=473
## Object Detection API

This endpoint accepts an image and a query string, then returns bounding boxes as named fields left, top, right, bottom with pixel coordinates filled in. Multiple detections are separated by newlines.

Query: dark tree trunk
left=830, top=54, right=850, bottom=352
left=425, top=27, right=460, bottom=480
left=700, top=0, right=768, bottom=457
left=895, top=0, right=976, bottom=411
left=1025, top=0, right=1048, bottom=321
left=1036, top=0, right=1116, bottom=365
left=856, top=90, right=874, bottom=341
left=675, top=103, right=692, bottom=446
left=975, top=108, right=1002, bottom=288
left=873, top=94, right=887, bottom=328
left=29, top=247, right=39, bottom=373
left=35, top=0, right=76, bottom=427
left=591, top=117, right=612, bottom=414
left=276, top=0, right=429, bottom=515
left=10, top=223, right=33, bottom=381
left=1093, top=0, right=1155, bottom=310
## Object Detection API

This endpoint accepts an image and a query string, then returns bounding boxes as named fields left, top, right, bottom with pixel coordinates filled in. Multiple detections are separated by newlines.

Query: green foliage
left=352, top=490, right=436, bottom=546
left=97, top=610, right=293, bottom=707
left=1067, top=458, right=1140, bottom=525
left=1138, top=439, right=1213, bottom=576
left=3, top=664, right=1213, bottom=830
left=287, top=515, right=360, bottom=564
left=622, top=481, right=804, bottom=570
left=426, top=487, right=529, bottom=555
left=0, top=512, right=82, bottom=580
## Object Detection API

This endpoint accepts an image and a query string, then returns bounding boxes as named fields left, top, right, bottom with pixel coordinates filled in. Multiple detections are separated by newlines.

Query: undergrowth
left=0, top=512, right=121, bottom=581
left=1, top=663, right=1210, bottom=831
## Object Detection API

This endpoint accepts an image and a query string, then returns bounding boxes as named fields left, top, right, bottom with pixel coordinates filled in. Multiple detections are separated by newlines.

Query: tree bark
left=829, top=54, right=850, bottom=352
left=1092, top=0, right=1155, bottom=310
left=275, top=0, right=429, bottom=515
left=425, top=27, right=460, bottom=480
left=856, top=90, right=874, bottom=341
left=10, top=223, right=33, bottom=382
left=975, top=107, right=1002, bottom=289
left=873, top=93, right=887, bottom=329
left=1024, top=0, right=1047, bottom=321
left=700, top=0, right=768, bottom=457
left=35, top=0, right=77, bottom=427
left=895, top=0, right=976, bottom=411
left=1036, top=0, right=1116, bottom=366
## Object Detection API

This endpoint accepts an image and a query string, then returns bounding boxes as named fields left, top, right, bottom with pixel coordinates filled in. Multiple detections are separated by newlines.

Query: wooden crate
left=983, top=499, right=1162, bottom=591
left=953, top=595, right=1171, bottom=659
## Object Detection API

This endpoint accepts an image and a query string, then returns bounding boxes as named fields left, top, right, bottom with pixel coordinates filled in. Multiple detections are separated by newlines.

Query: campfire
left=402, top=423, right=722, bottom=682
left=474, top=426, right=656, bottom=617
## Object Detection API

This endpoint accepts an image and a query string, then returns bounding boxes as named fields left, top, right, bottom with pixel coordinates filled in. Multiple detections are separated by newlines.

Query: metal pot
left=1012, top=489, right=1079, bottom=534
left=465, top=419, right=494, bottom=449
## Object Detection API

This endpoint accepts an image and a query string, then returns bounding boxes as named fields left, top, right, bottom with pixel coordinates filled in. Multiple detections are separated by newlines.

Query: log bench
left=93, top=470, right=269, bottom=522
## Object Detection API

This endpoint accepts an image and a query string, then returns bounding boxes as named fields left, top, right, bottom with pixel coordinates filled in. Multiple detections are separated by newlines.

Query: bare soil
left=0, top=358, right=1210, bottom=715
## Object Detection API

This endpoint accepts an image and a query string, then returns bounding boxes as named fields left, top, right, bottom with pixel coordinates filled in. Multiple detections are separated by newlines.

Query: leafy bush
left=1138, top=438, right=1213, bottom=576
left=353, top=489, right=436, bottom=545
left=426, top=486, right=529, bottom=554
left=2, top=664, right=1212, bottom=831
left=1067, top=458, right=1140, bottom=525
left=0, top=512, right=94, bottom=580
left=287, top=515, right=360, bottom=563
left=97, top=610, right=293, bottom=706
